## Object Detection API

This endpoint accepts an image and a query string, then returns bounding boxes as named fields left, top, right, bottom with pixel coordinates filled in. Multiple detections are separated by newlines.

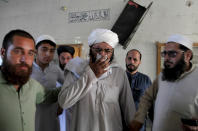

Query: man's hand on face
left=89, top=55, right=110, bottom=78
left=183, top=125, right=198, bottom=131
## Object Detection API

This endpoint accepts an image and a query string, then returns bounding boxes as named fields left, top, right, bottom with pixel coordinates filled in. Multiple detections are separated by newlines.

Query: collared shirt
left=59, top=58, right=136, bottom=131
left=31, top=62, right=64, bottom=89
left=31, top=62, right=64, bottom=131
left=126, top=71, right=152, bottom=109
left=135, top=64, right=198, bottom=131
left=0, top=71, right=45, bottom=131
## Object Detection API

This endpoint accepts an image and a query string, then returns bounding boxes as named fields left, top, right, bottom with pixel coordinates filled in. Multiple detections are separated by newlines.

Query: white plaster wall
left=0, top=0, right=198, bottom=81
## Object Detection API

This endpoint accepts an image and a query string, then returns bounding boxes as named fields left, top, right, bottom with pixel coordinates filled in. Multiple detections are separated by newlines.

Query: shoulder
left=48, top=63, right=62, bottom=72
left=28, top=78, right=43, bottom=89
left=111, top=66, right=127, bottom=77
left=65, top=57, right=88, bottom=76
left=49, top=63, right=60, bottom=69
left=186, top=65, right=198, bottom=78
left=137, top=72, right=151, bottom=79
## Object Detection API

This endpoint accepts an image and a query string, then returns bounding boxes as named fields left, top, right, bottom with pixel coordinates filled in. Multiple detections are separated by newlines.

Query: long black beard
left=162, top=56, right=186, bottom=82
left=1, top=57, right=32, bottom=86
left=126, top=64, right=138, bottom=73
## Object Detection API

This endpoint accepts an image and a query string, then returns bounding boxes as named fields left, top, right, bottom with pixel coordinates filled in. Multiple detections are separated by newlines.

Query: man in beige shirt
left=131, top=34, right=198, bottom=131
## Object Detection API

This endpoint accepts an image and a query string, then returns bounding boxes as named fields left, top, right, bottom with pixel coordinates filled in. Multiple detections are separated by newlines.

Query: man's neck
left=185, top=62, right=192, bottom=72
left=14, top=85, right=20, bottom=91
left=36, top=59, right=49, bottom=71
left=128, top=70, right=138, bottom=75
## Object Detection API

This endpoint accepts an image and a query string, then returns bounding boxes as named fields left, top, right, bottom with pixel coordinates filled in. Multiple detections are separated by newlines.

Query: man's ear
left=1, top=48, right=6, bottom=58
left=185, top=50, right=193, bottom=62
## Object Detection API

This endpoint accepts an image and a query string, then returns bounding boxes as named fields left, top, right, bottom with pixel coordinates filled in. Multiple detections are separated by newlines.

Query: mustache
left=16, top=62, right=30, bottom=68
left=164, top=60, right=173, bottom=64
left=127, top=64, right=135, bottom=67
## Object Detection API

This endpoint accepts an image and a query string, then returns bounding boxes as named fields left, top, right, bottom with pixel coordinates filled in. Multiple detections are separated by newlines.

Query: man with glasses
left=58, top=28, right=136, bottom=131
left=31, top=35, right=64, bottom=131
left=130, top=34, right=198, bottom=131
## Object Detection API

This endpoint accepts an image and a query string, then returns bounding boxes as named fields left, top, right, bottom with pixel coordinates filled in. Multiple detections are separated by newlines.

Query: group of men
left=0, top=28, right=198, bottom=131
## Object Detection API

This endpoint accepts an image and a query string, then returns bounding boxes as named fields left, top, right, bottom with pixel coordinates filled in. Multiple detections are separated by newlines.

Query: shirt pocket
left=97, top=82, right=120, bottom=104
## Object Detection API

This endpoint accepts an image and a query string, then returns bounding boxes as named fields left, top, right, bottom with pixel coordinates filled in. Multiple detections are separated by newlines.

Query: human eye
left=41, top=47, right=48, bottom=52
left=50, top=49, right=55, bottom=53
left=105, top=49, right=111, bottom=53
left=13, top=48, right=23, bottom=55
left=169, top=51, right=177, bottom=57
left=128, top=57, right=132, bottom=60
left=161, top=51, right=166, bottom=57
left=61, top=56, right=65, bottom=61
left=94, top=48, right=101, bottom=52
left=28, top=51, right=36, bottom=56
left=133, top=58, right=137, bottom=62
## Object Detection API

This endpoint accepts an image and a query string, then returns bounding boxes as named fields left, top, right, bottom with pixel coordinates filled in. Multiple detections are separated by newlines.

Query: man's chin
left=164, top=64, right=174, bottom=69
left=41, top=61, right=50, bottom=66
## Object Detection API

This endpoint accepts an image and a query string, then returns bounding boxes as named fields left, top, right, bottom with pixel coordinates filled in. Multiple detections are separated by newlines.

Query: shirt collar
left=178, top=63, right=196, bottom=80
left=33, top=61, right=52, bottom=71
left=0, top=71, right=6, bottom=83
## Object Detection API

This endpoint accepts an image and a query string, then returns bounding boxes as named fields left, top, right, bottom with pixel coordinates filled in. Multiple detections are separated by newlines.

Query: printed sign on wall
left=69, top=9, right=110, bottom=23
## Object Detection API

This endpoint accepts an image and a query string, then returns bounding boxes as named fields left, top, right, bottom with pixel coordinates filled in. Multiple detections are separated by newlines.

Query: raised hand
left=89, top=55, right=110, bottom=78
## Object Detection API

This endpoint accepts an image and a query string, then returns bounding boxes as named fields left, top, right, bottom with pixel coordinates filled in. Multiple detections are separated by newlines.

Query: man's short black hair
left=2, top=29, right=35, bottom=50
left=57, top=45, right=75, bottom=56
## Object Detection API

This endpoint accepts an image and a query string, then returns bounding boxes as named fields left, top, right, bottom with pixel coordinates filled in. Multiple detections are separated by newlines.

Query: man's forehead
left=60, top=52, right=72, bottom=57
left=127, top=50, right=140, bottom=57
left=11, top=35, right=35, bottom=50
left=92, top=42, right=112, bottom=48
left=39, top=43, right=55, bottom=49
left=165, top=42, right=180, bottom=50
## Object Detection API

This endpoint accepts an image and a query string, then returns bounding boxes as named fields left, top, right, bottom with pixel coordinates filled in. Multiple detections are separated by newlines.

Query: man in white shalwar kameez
left=58, top=28, right=136, bottom=131
left=130, top=34, right=198, bottom=131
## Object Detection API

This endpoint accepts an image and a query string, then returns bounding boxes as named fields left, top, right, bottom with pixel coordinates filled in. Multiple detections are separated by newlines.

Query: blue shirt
left=126, top=71, right=152, bottom=110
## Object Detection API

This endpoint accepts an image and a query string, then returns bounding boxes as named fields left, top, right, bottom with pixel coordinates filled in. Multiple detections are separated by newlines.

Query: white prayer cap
left=167, top=34, right=193, bottom=51
left=88, top=28, right=119, bottom=48
left=36, top=35, right=56, bottom=46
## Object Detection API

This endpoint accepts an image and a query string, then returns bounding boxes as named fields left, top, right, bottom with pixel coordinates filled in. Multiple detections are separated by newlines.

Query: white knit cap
left=167, top=34, right=193, bottom=51
left=88, top=28, right=119, bottom=48
left=36, top=35, right=56, bottom=45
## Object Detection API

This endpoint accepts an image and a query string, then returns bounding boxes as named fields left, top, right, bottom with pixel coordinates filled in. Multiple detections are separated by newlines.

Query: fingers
left=96, top=57, right=110, bottom=66
left=183, top=125, right=198, bottom=131
left=89, top=57, right=110, bottom=78
left=99, top=61, right=109, bottom=70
